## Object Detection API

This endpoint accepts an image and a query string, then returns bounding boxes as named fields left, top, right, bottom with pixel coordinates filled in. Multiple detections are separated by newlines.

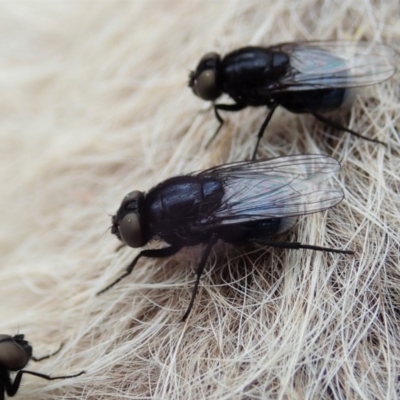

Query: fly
left=0, top=334, right=84, bottom=399
left=189, top=41, right=397, bottom=159
left=98, top=155, right=354, bottom=321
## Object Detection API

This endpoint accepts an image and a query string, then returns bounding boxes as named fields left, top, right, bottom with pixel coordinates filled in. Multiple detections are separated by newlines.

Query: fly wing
left=269, top=41, right=397, bottom=92
left=196, top=155, right=344, bottom=225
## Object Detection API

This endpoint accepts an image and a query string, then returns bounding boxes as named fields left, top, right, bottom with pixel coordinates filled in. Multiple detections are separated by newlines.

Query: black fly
left=0, top=334, right=84, bottom=399
left=98, top=155, right=353, bottom=321
left=189, top=41, right=397, bottom=159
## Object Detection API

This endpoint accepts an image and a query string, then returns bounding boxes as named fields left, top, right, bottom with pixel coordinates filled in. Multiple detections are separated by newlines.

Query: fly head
left=189, top=52, right=222, bottom=101
left=112, top=190, right=145, bottom=248
left=0, top=334, right=32, bottom=371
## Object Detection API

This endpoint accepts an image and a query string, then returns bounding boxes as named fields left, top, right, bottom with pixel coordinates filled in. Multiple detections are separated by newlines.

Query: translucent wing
left=196, top=155, right=343, bottom=225
left=268, top=41, right=397, bottom=92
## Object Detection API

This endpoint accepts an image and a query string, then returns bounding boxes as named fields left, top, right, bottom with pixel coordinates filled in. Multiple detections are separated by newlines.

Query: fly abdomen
left=215, top=217, right=299, bottom=244
left=276, top=88, right=347, bottom=114
left=253, top=217, right=297, bottom=237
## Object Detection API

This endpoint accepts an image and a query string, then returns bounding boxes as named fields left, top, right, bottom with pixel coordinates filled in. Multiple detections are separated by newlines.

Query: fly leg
left=32, top=343, right=64, bottom=362
left=253, top=239, right=354, bottom=255
left=181, top=234, right=218, bottom=321
left=205, top=103, right=246, bottom=149
left=5, top=370, right=84, bottom=397
left=312, top=113, right=386, bottom=146
left=97, top=245, right=182, bottom=295
left=252, top=102, right=279, bottom=160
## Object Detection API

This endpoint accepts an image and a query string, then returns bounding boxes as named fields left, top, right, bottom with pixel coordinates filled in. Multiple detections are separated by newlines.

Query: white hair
left=0, top=1, right=399, bottom=398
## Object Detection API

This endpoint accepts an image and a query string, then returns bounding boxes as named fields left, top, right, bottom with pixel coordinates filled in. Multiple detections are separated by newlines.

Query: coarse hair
left=0, top=1, right=399, bottom=399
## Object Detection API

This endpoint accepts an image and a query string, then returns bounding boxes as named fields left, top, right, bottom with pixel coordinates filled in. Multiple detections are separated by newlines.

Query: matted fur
left=0, top=1, right=399, bottom=399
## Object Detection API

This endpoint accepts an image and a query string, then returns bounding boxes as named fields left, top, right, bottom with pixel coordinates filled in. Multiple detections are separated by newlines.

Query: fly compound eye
left=195, top=70, right=218, bottom=100
left=119, top=213, right=142, bottom=248
left=0, top=335, right=29, bottom=370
